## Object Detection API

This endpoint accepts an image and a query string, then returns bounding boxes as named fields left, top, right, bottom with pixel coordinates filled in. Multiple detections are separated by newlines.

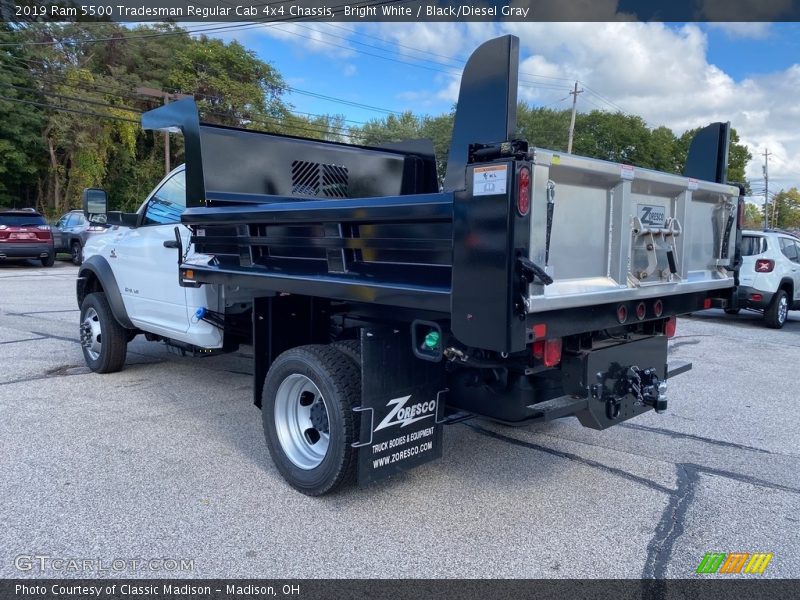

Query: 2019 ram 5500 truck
left=76, top=35, right=742, bottom=495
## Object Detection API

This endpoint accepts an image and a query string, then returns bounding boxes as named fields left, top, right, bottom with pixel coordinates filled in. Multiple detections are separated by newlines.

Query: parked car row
left=0, top=208, right=108, bottom=268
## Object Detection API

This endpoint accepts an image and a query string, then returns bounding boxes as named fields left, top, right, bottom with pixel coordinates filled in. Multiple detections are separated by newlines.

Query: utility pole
left=136, top=87, right=192, bottom=175
left=567, top=81, right=583, bottom=154
left=762, top=148, right=771, bottom=229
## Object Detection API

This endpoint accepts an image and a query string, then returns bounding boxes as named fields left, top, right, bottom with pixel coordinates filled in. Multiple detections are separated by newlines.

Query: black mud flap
left=561, top=336, right=669, bottom=430
left=353, top=326, right=446, bottom=485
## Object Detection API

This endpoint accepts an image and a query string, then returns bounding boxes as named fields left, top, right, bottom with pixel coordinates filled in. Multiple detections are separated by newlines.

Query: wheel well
left=779, top=279, right=793, bottom=298
left=77, top=270, right=103, bottom=306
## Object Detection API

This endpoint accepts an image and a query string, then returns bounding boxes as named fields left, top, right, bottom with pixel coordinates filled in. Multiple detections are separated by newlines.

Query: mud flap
left=353, top=326, right=445, bottom=485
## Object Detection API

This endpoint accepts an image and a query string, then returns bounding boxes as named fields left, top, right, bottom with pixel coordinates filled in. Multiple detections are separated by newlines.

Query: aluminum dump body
left=525, top=149, right=739, bottom=313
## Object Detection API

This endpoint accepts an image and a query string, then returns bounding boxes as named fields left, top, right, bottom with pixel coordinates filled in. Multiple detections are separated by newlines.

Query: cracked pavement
left=1, top=260, right=798, bottom=579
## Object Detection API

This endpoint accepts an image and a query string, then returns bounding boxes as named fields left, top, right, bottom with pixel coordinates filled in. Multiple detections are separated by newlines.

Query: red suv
left=0, top=209, right=55, bottom=267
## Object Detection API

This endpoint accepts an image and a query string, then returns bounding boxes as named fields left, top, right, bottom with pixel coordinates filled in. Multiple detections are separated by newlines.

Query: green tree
left=0, top=24, right=46, bottom=208
left=743, top=202, right=764, bottom=229
left=765, top=188, right=800, bottom=230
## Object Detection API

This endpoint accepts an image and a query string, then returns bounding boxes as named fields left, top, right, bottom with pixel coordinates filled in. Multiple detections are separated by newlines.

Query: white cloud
left=222, top=21, right=800, bottom=190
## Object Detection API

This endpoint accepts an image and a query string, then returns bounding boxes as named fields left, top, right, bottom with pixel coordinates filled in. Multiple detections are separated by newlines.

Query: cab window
left=143, top=171, right=186, bottom=225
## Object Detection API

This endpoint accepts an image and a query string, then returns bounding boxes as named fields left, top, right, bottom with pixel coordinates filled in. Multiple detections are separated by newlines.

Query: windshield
left=0, top=213, right=46, bottom=226
left=741, top=235, right=767, bottom=256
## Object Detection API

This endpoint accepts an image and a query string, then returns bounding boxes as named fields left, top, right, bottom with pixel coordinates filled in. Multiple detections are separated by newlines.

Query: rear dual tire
left=262, top=345, right=361, bottom=496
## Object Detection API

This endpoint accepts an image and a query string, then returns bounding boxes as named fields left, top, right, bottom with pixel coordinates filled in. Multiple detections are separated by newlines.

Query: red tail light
left=653, top=299, right=664, bottom=317
left=636, top=302, right=646, bottom=320
left=517, top=167, right=530, bottom=216
left=755, top=259, right=774, bottom=273
left=665, top=316, right=677, bottom=338
left=616, top=305, right=628, bottom=323
left=533, top=338, right=562, bottom=367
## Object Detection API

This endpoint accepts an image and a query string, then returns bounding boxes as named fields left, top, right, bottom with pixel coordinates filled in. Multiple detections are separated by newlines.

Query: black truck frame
left=132, top=35, right=741, bottom=495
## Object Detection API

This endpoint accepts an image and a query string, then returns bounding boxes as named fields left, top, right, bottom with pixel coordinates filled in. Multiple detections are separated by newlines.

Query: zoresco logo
left=696, top=552, right=773, bottom=574
left=374, top=395, right=436, bottom=432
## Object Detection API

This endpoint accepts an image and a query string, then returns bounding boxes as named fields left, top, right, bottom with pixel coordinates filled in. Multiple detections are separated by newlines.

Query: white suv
left=731, top=230, right=800, bottom=328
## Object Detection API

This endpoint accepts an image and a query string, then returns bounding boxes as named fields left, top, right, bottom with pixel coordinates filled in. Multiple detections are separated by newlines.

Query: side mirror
left=82, top=188, right=108, bottom=224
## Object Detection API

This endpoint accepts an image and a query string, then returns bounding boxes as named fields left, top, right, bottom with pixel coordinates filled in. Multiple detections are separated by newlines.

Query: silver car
left=731, top=230, right=800, bottom=328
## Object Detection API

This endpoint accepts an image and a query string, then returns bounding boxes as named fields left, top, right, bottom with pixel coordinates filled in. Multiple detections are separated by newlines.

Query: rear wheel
left=724, top=308, right=740, bottom=315
left=41, top=253, right=55, bottom=267
left=71, top=241, right=82, bottom=266
left=79, top=292, right=128, bottom=373
left=332, top=339, right=361, bottom=365
left=765, top=290, right=789, bottom=329
left=262, top=345, right=360, bottom=496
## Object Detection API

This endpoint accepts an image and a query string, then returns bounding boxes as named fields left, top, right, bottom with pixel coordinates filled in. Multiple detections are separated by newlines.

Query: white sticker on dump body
left=473, top=165, right=508, bottom=196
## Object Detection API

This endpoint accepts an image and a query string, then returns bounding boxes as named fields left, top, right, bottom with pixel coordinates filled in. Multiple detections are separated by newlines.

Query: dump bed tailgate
left=526, top=150, right=739, bottom=313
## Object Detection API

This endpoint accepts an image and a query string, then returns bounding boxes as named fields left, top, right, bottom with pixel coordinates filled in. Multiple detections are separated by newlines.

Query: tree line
left=1, top=22, right=758, bottom=220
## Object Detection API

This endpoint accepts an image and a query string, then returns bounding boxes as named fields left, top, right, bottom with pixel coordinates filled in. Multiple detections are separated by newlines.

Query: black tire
left=71, top=241, right=82, bottom=266
left=262, top=345, right=361, bottom=496
left=79, top=292, right=128, bottom=373
left=332, top=339, right=361, bottom=366
left=41, top=253, right=55, bottom=267
left=765, top=289, right=789, bottom=329
left=724, top=308, right=740, bottom=315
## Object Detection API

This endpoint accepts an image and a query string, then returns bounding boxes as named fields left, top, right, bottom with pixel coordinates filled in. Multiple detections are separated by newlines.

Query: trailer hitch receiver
left=591, top=364, right=667, bottom=421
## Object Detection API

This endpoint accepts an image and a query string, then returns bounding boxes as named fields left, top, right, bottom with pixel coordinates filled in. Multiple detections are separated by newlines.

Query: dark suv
left=0, top=209, right=55, bottom=266
left=54, top=209, right=108, bottom=265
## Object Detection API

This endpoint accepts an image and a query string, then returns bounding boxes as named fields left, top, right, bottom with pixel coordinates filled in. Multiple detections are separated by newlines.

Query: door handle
left=163, top=240, right=180, bottom=249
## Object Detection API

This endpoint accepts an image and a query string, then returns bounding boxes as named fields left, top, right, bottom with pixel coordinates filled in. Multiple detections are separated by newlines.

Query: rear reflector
left=665, top=316, right=677, bottom=338
left=533, top=339, right=562, bottom=367
left=750, top=293, right=763, bottom=302
left=703, top=298, right=712, bottom=309
left=653, top=299, right=664, bottom=317
left=543, top=339, right=562, bottom=367
left=517, top=167, right=531, bottom=216
left=532, top=323, right=547, bottom=340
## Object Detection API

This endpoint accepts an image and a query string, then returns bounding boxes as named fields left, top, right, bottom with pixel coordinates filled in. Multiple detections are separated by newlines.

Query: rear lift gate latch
left=352, top=326, right=446, bottom=486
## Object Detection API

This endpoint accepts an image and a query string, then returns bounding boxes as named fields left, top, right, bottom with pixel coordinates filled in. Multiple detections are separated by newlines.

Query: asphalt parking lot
left=1, top=260, right=799, bottom=579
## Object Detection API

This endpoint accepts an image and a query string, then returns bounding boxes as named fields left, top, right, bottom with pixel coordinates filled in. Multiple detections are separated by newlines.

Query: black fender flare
left=77, top=255, right=135, bottom=329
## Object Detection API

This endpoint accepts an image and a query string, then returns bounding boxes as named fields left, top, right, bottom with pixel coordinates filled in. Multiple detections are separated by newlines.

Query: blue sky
left=207, top=22, right=800, bottom=198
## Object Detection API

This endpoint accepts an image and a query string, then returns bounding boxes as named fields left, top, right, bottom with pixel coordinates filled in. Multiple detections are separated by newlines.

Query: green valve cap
left=423, top=330, right=440, bottom=349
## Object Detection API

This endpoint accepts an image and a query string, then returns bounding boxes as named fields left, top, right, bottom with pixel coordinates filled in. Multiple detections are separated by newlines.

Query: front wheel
left=765, top=290, right=789, bottom=329
left=79, top=292, right=128, bottom=373
left=262, top=345, right=361, bottom=496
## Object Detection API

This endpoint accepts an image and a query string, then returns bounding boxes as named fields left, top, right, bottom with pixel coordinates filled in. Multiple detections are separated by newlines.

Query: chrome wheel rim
left=80, top=307, right=102, bottom=360
left=779, top=296, right=788, bottom=324
left=274, top=374, right=330, bottom=470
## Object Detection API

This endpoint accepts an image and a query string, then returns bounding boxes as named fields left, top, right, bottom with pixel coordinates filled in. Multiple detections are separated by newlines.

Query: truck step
left=527, top=396, right=589, bottom=421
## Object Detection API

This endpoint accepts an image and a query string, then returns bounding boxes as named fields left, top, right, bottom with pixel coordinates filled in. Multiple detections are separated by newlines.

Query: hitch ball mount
left=591, top=364, right=668, bottom=420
